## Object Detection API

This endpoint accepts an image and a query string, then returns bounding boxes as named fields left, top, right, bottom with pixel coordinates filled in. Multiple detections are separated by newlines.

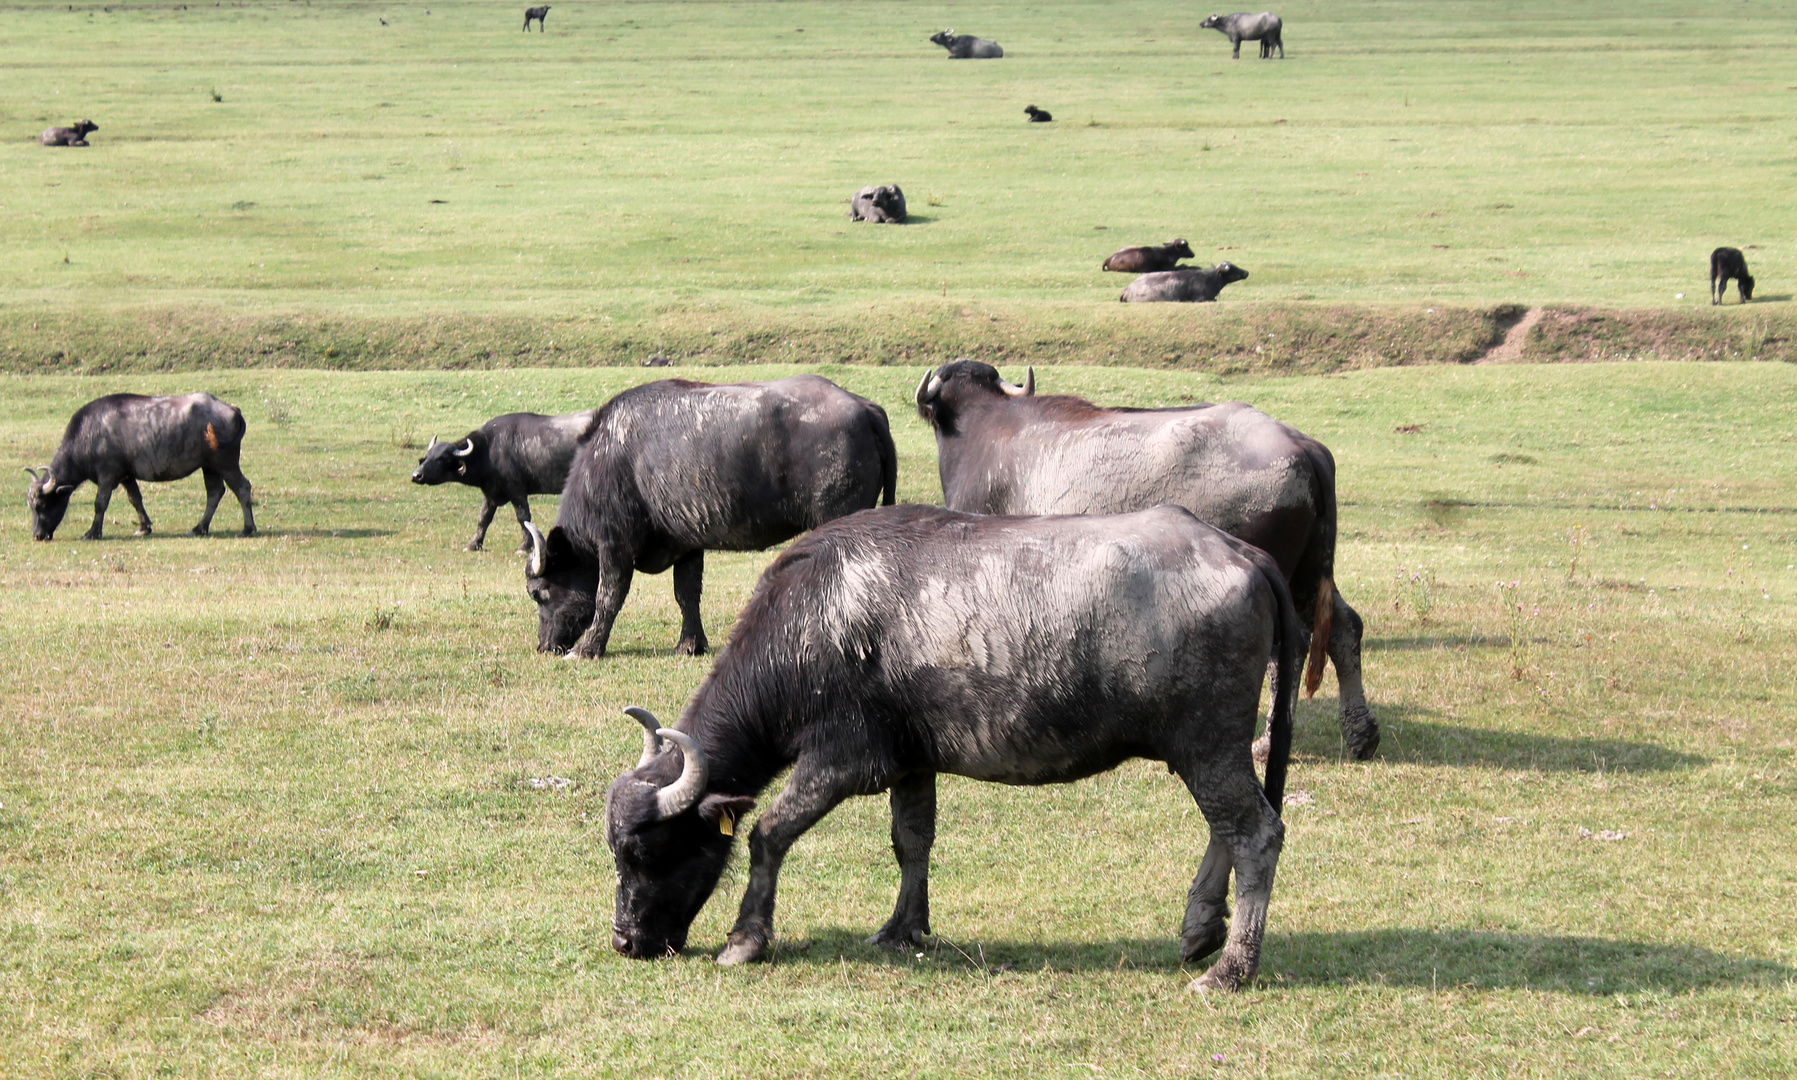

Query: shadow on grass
left=778, top=929, right=1790, bottom=993
left=1749, top=294, right=1792, bottom=303
left=1369, top=633, right=1508, bottom=651
left=259, top=528, right=396, bottom=539
left=1291, top=704, right=1706, bottom=773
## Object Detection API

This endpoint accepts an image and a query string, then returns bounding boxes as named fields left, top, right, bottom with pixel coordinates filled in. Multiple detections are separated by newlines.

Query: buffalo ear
left=55, top=484, right=75, bottom=495
left=697, top=794, right=757, bottom=835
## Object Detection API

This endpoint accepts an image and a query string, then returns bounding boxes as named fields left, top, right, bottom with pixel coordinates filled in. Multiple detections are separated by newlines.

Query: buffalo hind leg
left=121, top=477, right=152, bottom=536
left=193, top=469, right=227, bottom=535
left=83, top=478, right=116, bottom=540
left=572, top=565, right=633, bottom=659
left=223, top=462, right=255, bottom=536
left=1181, top=834, right=1233, bottom=962
left=1329, top=592, right=1379, bottom=759
left=870, top=771, right=936, bottom=949
left=467, top=494, right=499, bottom=550
left=1178, top=762, right=1283, bottom=992
left=720, top=763, right=854, bottom=965
left=672, top=550, right=708, bottom=656
left=511, top=498, right=535, bottom=554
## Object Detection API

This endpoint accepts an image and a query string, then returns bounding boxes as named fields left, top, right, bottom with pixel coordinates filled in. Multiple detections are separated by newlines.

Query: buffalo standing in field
left=523, top=5, right=549, bottom=31
left=849, top=184, right=907, bottom=224
left=1710, top=247, right=1755, bottom=305
left=1200, top=12, right=1283, bottom=59
left=605, top=503, right=1300, bottom=992
left=1120, top=263, right=1249, bottom=302
left=930, top=30, right=1003, bottom=58
left=524, top=376, right=896, bottom=658
left=410, top=410, right=597, bottom=552
left=40, top=120, right=98, bottom=146
left=915, top=361, right=1379, bottom=759
left=24, top=393, right=255, bottom=541
left=1102, top=238, right=1196, bottom=273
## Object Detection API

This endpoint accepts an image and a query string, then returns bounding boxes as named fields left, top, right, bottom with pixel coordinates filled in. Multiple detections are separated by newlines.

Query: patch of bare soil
left=1476, top=307, right=1544, bottom=364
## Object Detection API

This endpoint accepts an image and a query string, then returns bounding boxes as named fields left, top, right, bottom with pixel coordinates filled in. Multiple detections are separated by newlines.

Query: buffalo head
left=1170, top=238, right=1196, bottom=261
left=523, top=521, right=599, bottom=654
left=913, top=360, right=1033, bottom=427
left=1215, top=261, right=1250, bottom=287
left=411, top=434, right=478, bottom=485
left=605, top=707, right=756, bottom=959
left=23, top=467, right=74, bottom=541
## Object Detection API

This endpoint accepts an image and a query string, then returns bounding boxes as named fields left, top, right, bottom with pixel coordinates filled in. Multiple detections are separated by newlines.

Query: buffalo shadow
left=1287, top=702, right=1706, bottom=773
left=773, top=928, right=1789, bottom=994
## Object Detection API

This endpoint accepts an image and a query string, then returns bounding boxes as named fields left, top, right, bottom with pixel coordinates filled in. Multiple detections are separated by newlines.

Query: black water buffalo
left=605, top=503, right=1300, bottom=992
left=523, top=5, right=549, bottom=31
left=1102, top=238, right=1195, bottom=273
left=524, top=376, right=896, bottom=658
left=411, top=410, right=596, bottom=552
left=1200, top=12, right=1283, bottom=58
left=40, top=120, right=98, bottom=147
left=914, top=361, right=1378, bottom=759
left=24, top=393, right=255, bottom=541
left=1120, top=263, right=1249, bottom=302
left=849, top=184, right=907, bottom=224
left=930, top=30, right=1003, bottom=58
left=1710, top=247, right=1754, bottom=305
left=1024, top=104, right=1052, bottom=123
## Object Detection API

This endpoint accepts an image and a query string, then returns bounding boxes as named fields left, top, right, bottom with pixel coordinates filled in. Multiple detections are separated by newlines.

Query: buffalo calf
left=1025, top=105, right=1052, bottom=123
left=1102, top=238, right=1195, bottom=273
left=40, top=120, right=98, bottom=147
left=523, top=5, right=549, bottom=31
left=1710, top=247, right=1754, bottom=305
left=411, top=410, right=596, bottom=552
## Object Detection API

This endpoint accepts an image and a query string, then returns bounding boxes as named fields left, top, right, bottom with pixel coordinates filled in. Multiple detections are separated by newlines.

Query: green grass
left=3, top=1, right=1797, bottom=368
left=2, top=361, right=1795, bottom=1076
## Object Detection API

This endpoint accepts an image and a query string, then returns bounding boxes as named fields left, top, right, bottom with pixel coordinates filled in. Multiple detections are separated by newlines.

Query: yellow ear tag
left=718, top=811, right=734, bottom=837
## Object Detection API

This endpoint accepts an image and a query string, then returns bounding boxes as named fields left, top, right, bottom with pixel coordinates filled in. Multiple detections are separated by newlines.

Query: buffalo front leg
left=1180, top=763, right=1284, bottom=992
left=83, top=479, right=116, bottom=540
left=120, top=477, right=153, bottom=536
left=1329, top=592, right=1379, bottom=760
left=719, top=763, right=851, bottom=966
left=193, top=469, right=227, bottom=535
left=467, top=494, right=499, bottom=551
left=869, top=771, right=936, bottom=949
left=572, top=565, right=633, bottom=659
left=672, top=550, right=708, bottom=656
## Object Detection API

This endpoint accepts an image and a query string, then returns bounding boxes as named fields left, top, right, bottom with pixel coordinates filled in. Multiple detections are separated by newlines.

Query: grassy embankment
left=4, top=0, right=1797, bottom=370
left=2, top=362, right=1794, bottom=1076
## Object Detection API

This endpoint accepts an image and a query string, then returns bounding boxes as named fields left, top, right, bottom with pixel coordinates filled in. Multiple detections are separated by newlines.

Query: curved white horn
left=426, top=435, right=438, bottom=451
left=451, top=438, right=475, bottom=457
left=652, top=729, right=708, bottom=820
left=914, top=368, right=934, bottom=407
left=624, top=706, right=664, bottom=770
left=22, top=467, right=41, bottom=481
left=524, top=521, right=547, bottom=577
left=1023, top=366, right=1035, bottom=396
left=998, top=375, right=1026, bottom=397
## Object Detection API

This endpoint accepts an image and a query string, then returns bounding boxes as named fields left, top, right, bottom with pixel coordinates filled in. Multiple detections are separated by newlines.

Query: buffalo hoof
left=134, top=525, right=152, bottom=537
left=80, top=530, right=102, bottom=541
left=241, top=525, right=256, bottom=537
left=190, top=525, right=209, bottom=537
left=572, top=640, right=608, bottom=660
left=1186, top=964, right=1246, bottom=993
left=674, top=636, right=708, bottom=658
left=717, top=932, right=767, bottom=966
left=866, top=925, right=926, bottom=950
left=1343, top=706, right=1380, bottom=760
left=1182, top=924, right=1228, bottom=964
left=465, top=541, right=485, bottom=552
left=1251, top=732, right=1271, bottom=766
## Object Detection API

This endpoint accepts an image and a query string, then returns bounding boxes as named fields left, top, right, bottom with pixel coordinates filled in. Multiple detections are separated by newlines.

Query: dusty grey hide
left=915, top=360, right=1378, bottom=759
left=410, top=410, right=596, bottom=552
left=1200, top=12, right=1283, bottom=58
left=25, top=393, right=254, bottom=541
left=1102, top=239, right=1196, bottom=273
left=41, top=120, right=98, bottom=146
left=849, top=184, right=907, bottom=224
left=1120, top=263, right=1249, bottom=303
left=523, top=6, right=549, bottom=31
left=525, top=375, right=896, bottom=659
left=929, top=30, right=1003, bottom=58
left=603, top=503, right=1300, bottom=993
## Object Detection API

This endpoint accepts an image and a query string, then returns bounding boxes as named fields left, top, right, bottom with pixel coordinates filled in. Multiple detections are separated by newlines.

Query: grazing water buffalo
left=930, top=29, right=1003, bottom=58
left=524, top=376, right=895, bottom=659
left=1102, top=238, right=1195, bottom=273
left=1024, top=105, right=1053, bottom=123
left=1710, top=247, right=1754, bottom=304
left=849, top=184, right=907, bottom=224
left=411, top=410, right=597, bottom=552
left=605, top=503, right=1300, bottom=992
left=1200, top=12, right=1283, bottom=59
left=40, top=120, right=98, bottom=147
left=24, top=393, right=254, bottom=541
left=523, top=5, right=549, bottom=31
left=915, top=360, right=1379, bottom=759
left=1120, top=263, right=1249, bottom=302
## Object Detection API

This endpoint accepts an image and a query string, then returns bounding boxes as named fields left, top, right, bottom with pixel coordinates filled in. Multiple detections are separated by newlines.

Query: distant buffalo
left=1120, top=263, right=1248, bottom=302
left=40, top=120, right=98, bottom=147
left=1200, top=12, right=1283, bottom=59
left=25, top=393, right=254, bottom=541
left=411, top=410, right=596, bottom=552
left=1102, top=238, right=1195, bottom=273
left=849, top=184, right=907, bottom=224
left=1710, top=247, right=1754, bottom=305
left=930, top=30, right=1003, bottom=58
left=1024, top=105, right=1052, bottom=123
left=523, top=5, right=549, bottom=31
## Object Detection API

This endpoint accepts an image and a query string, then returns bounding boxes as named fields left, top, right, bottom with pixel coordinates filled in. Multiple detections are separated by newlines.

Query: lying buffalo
left=1120, top=263, right=1248, bottom=302
left=1200, top=12, right=1283, bottom=59
left=40, top=119, right=98, bottom=147
left=930, top=29, right=1003, bottom=58
left=411, top=410, right=596, bottom=552
left=25, top=393, right=254, bottom=541
left=605, top=503, right=1299, bottom=992
left=915, top=360, right=1378, bottom=759
left=1102, top=238, right=1195, bottom=273
left=524, top=376, right=895, bottom=658
left=849, top=184, right=907, bottom=224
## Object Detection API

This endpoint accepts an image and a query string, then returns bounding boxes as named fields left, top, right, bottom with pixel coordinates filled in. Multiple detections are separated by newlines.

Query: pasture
left=3, top=0, right=1797, bottom=367
left=3, top=361, right=1795, bottom=1076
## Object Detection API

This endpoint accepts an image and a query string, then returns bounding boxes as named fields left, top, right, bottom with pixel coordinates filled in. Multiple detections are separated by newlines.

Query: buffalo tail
left=1262, top=563, right=1300, bottom=814
left=1303, top=576, right=1334, bottom=698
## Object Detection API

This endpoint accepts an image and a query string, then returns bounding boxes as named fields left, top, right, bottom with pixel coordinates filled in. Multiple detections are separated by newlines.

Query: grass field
left=4, top=1, right=1797, bottom=367
left=3, top=361, right=1795, bottom=1076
